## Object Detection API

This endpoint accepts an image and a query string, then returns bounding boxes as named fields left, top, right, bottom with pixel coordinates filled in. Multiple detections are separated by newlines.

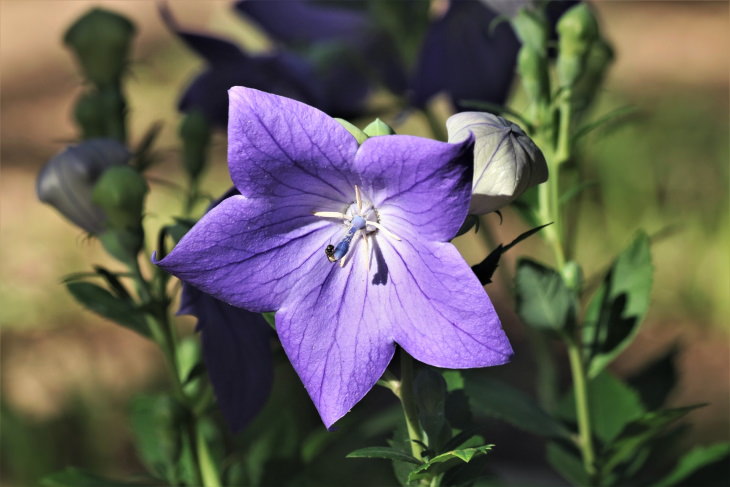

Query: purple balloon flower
left=155, top=87, right=512, bottom=428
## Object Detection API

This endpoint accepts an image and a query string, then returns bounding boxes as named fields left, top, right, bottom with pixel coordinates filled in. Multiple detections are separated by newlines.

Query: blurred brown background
left=1, top=0, right=728, bottom=484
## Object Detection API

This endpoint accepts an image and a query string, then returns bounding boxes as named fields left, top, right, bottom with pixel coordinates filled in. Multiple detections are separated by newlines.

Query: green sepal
left=262, top=312, right=276, bottom=330
left=363, top=118, right=396, bottom=137
left=407, top=444, right=493, bottom=483
left=66, top=281, right=149, bottom=337
left=335, top=118, right=369, bottom=144
left=584, top=232, right=653, bottom=378
left=346, top=446, right=421, bottom=465
left=515, top=258, right=577, bottom=332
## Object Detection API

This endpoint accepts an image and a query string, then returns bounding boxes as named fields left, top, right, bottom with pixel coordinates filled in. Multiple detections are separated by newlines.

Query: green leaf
left=584, top=232, right=653, bottom=378
left=651, top=442, right=730, bottom=487
left=558, top=371, right=645, bottom=443
left=130, top=394, right=184, bottom=484
left=573, top=105, right=637, bottom=142
left=515, top=258, right=576, bottom=332
left=407, top=445, right=493, bottom=482
left=471, top=223, right=551, bottom=285
left=464, top=372, right=569, bottom=439
left=92, top=265, right=132, bottom=300
left=414, top=368, right=450, bottom=452
left=41, top=467, right=145, bottom=487
left=335, top=118, right=368, bottom=144
left=601, top=405, right=706, bottom=474
left=346, top=446, right=421, bottom=465
left=546, top=442, right=589, bottom=486
left=66, top=281, right=149, bottom=337
left=363, top=118, right=396, bottom=136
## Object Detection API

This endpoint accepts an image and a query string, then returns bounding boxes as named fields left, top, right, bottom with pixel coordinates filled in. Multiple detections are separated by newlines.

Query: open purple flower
left=155, top=88, right=512, bottom=427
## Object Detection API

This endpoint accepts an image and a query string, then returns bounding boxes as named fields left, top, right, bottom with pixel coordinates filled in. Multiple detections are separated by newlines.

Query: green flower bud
left=73, top=88, right=127, bottom=141
left=36, top=139, right=130, bottom=234
left=517, top=45, right=550, bottom=104
left=63, top=8, right=136, bottom=87
left=91, top=165, right=148, bottom=230
left=363, top=118, right=396, bottom=137
left=556, top=4, right=600, bottom=87
left=561, top=261, right=583, bottom=292
left=512, top=7, right=548, bottom=52
left=179, top=111, right=212, bottom=180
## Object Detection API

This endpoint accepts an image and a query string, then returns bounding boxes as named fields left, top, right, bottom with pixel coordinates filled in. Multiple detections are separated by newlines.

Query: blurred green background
left=1, top=1, right=727, bottom=486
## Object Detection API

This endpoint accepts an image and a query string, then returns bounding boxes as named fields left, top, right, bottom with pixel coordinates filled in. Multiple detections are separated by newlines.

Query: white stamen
left=313, top=211, right=348, bottom=219
left=369, top=221, right=402, bottom=241
left=355, top=184, right=363, bottom=212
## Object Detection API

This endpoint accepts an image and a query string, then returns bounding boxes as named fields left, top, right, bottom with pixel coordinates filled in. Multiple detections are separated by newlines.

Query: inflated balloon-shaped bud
left=91, top=165, right=148, bottom=230
left=36, top=139, right=131, bottom=234
left=63, top=8, right=136, bottom=87
left=179, top=110, right=212, bottom=180
left=556, top=4, right=599, bottom=87
left=573, top=37, right=614, bottom=112
left=447, top=112, right=548, bottom=215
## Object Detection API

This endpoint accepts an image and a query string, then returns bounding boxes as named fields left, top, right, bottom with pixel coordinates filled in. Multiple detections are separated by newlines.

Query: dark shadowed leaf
left=584, top=232, right=653, bottom=377
left=464, top=372, right=569, bottom=439
left=471, top=222, right=551, bottom=285
left=66, top=281, right=149, bottom=337
left=627, top=345, right=679, bottom=410
left=651, top=442, right=730, bottom=487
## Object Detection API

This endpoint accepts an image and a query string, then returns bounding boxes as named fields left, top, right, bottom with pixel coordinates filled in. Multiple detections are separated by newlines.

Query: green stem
left=399, top=350, right=425, bottom=461
left=194, top=422, right=222, bottom=487
left=566, top=337, right=596, bottom=478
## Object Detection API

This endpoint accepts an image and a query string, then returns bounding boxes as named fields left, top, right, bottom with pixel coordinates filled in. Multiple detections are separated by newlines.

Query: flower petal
left=180, top=284, right=273, bottom=432
left=275, top=262, right=395, bottom=429
left=353, top=134, right=475, bottom=242
left=234, top=0, right=371, bottom=44
left=155, top=195, right=339, bottom=312
left=411, top=0, right=519, bottom=111
left=379, top=237, right=513, bottom=368
left=228, top=87, right=360, bottom=204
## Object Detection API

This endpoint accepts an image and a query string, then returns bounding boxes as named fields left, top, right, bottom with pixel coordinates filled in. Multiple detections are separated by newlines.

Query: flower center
left=313, top=185, right=400, bottom=268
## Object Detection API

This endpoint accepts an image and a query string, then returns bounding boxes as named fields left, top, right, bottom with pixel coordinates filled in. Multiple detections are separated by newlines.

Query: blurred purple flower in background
left=156, top=88, right=512, bottom=427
